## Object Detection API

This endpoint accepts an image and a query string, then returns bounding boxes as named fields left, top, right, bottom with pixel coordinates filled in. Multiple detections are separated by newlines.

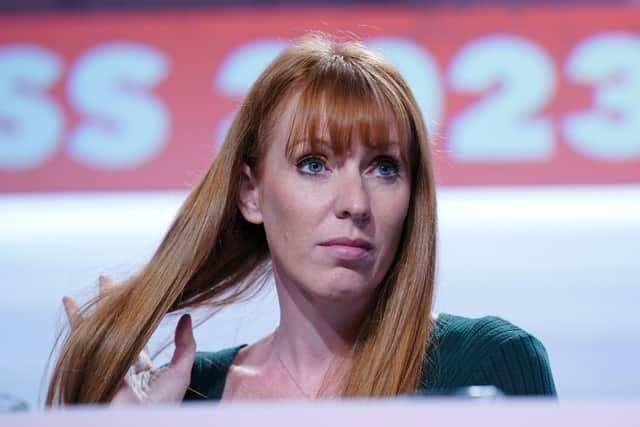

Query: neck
left=271, top=269, right=374, bottom=374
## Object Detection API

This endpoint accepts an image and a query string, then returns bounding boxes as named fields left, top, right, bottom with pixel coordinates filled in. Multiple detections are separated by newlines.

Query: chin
left=312, top=278, right=377, bottom=304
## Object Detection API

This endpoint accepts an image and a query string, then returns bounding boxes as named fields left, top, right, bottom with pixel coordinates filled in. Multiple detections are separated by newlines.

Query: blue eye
left=374, top=159, right=399, bottom=178
left=296, top=157, right=326, bottom=175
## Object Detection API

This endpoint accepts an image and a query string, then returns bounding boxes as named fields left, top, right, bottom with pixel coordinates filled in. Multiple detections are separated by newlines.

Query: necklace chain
left=273, top=333, right=338, bottom=399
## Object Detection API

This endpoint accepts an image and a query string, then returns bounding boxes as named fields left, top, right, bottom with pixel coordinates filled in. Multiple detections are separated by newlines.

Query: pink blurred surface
left=2, top=400, right=639, bottom=426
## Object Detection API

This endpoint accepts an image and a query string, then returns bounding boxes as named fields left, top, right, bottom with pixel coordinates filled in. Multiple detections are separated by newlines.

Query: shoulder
left=423, top=313, right=556, bottom=396
left=433, top=313, right=535, bottom=351
left=184, top=346, right=245, bottom=400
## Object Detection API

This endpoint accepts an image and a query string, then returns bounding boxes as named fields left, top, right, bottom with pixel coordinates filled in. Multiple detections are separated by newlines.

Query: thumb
left=170, top=314, right=196, bottom=370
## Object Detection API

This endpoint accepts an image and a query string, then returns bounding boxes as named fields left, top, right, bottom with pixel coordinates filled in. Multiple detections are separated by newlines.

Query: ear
left=237, top=163, right=263, bottom=224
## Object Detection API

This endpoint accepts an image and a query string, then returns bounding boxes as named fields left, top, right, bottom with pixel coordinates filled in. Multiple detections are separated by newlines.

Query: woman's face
left=239, top=96, right=412, bottom=306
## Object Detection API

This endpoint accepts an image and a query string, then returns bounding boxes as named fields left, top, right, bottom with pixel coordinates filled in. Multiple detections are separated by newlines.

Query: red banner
left=1, top=6, right=639, bottom=191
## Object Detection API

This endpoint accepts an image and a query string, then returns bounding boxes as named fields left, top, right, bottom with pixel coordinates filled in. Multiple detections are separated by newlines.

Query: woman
left=48, top=34, right=555, bottom=405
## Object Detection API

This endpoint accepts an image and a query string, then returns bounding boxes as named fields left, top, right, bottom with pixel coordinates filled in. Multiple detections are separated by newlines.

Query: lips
left=318, top=237, right=373, bottom=260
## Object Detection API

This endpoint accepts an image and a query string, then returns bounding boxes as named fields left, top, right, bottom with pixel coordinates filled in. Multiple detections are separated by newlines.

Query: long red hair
left=47, top=33, right=437, bottom=404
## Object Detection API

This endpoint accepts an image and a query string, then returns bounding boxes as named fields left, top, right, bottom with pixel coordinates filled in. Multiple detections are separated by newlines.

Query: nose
left=333, top=170, right=371, bottom=227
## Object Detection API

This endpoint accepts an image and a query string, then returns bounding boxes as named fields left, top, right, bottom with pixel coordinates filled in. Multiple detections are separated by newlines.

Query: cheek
left=359, top=190, right=410, bottom=291
left=259, top=177, right=321, bottom=245
left=375, top=190, right=411, bottom=247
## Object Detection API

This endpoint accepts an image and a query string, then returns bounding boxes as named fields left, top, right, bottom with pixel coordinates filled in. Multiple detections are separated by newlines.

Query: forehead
left=271, top=85, right=412, bottom=161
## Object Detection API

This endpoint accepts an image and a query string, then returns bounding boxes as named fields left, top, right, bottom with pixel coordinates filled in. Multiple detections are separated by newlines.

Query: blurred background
left=1, top=0, right=639, bottom=409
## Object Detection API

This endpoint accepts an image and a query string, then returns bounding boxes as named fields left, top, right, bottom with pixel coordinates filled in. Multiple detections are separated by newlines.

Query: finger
left=170, top=314, right=196, bottom=370
left=98, top=274, right=114, bottom=295
left=62, top=296, right=81, bottom=329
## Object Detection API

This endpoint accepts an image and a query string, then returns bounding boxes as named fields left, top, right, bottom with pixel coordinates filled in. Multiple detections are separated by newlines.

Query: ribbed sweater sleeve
left=422, top=314, right=557, bottom=396
left=467, top=330, right=556, bottom=395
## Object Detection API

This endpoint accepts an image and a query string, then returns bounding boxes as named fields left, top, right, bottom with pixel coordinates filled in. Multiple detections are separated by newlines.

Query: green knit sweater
left=184, top=313, right=556, bottom=400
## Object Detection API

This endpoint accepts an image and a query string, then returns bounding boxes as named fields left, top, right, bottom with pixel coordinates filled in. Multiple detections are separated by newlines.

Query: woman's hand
left=62, top=275, right=197, bottom=404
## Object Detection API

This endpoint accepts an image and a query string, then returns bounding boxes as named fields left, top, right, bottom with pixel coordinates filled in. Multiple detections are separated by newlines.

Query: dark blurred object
left=1, top=0, right=637, bottom=13
left=0, top=393, right=29, bottom=412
